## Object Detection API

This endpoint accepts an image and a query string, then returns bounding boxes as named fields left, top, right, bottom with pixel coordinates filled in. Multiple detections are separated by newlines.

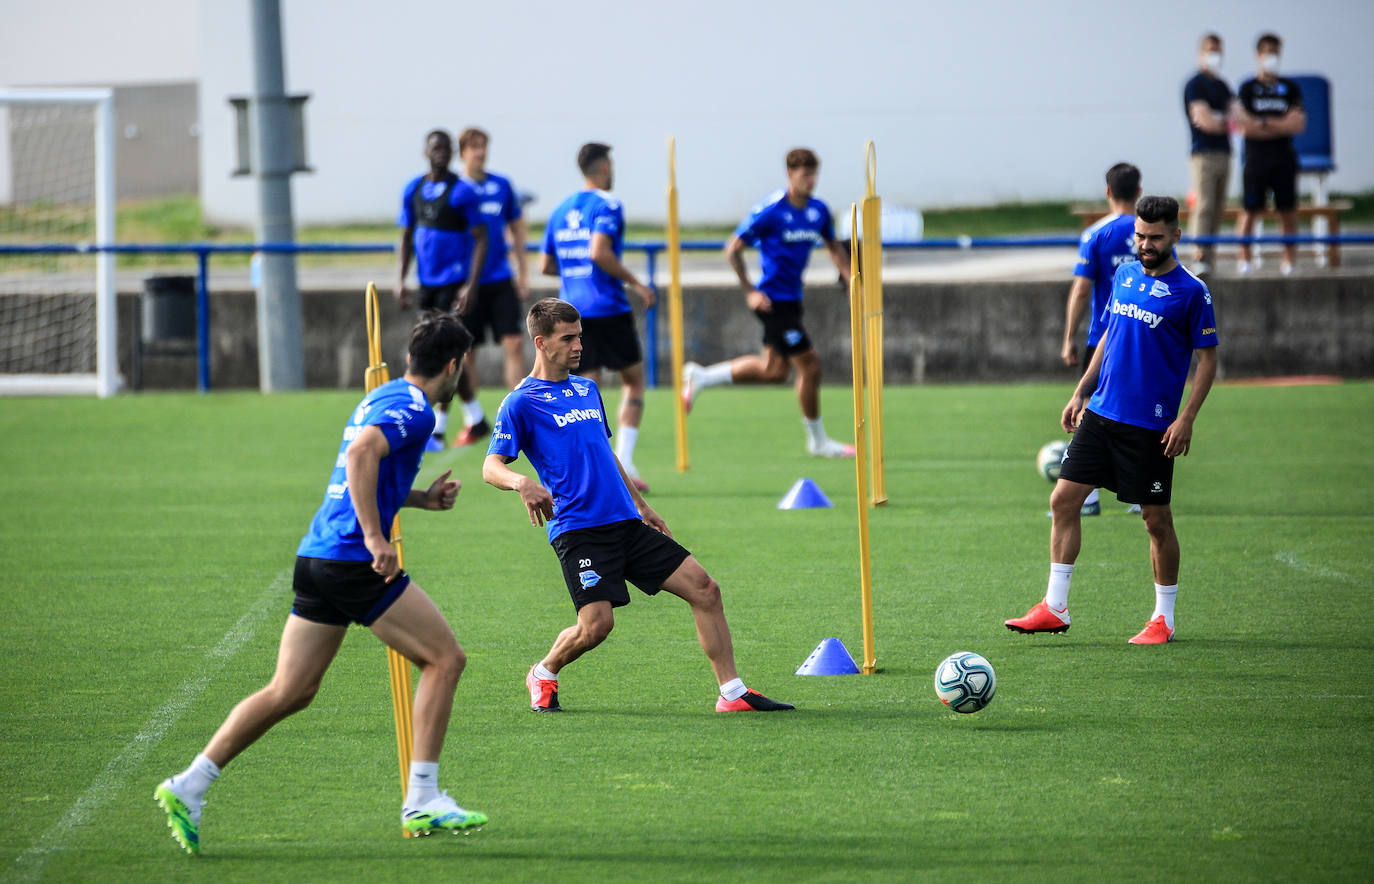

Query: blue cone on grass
left=796, top=637, right=861, bottom=675
left=778, top=478, right=832, bottom=510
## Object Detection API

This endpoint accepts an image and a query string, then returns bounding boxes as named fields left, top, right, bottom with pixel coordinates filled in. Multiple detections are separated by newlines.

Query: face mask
left=1261, top=54, right=1280, bottom=74
left=1204, top=52, right=1222, bottom=71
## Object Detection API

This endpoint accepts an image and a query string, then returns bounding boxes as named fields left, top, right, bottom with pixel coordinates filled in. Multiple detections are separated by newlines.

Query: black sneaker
left=716, top=690, right=795, bottom=712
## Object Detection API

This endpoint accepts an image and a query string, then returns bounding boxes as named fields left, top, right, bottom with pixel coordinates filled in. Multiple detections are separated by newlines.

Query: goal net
left=0, top=89, right=117, bottom=396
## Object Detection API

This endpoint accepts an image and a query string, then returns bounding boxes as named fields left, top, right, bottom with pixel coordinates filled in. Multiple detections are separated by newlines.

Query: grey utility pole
left=248, top=0, right=304, bottom=391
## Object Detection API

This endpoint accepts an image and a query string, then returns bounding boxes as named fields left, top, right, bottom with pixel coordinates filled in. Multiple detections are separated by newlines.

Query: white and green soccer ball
left=934, top=651, right=997, bottom=714
left=1037, top=440, right=1068, bottom=482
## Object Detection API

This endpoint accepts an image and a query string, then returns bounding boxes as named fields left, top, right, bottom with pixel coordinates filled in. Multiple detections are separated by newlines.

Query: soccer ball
left=934, top=651, right=997, bottom=714
left=1037, top=440, right=1068, bottom=482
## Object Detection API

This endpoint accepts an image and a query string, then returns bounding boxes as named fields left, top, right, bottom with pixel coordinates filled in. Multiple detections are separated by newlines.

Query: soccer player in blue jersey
left=540, top=142, right=655, bottom=491
left=1007, top=196, right=1218, bottom=645
left=682, top=148, right=854, bottom=458
left=482, top=298, right=793, bottom=713
left=394, top=129, right=489, bottom=449
left=1059, top=162, right=1142, bottom=516
left=448, top=126, right=530, bottom=448
left=155, top=314, right=488, bottom=853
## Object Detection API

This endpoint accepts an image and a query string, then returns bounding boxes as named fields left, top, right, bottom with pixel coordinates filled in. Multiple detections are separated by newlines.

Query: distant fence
left=3, top=233, right=1372, bottom=390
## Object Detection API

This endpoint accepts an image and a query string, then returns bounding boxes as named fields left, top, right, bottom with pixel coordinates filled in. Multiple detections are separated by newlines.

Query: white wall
left=0, top=1, right=199, bottom=86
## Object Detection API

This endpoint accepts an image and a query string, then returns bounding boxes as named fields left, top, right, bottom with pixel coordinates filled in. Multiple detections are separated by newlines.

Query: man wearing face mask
left=1236, top=33, right=1306, bottom=275
left=1182, top=33, right=1234, bottom=277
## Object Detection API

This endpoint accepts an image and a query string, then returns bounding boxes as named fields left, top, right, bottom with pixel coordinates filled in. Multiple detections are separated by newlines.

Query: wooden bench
left=1070, top=200, right=1353, bottom=267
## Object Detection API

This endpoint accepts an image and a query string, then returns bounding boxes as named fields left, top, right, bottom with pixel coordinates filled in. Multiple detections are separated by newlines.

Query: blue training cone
left=778, top=477, right=832, bottom=510
left=796, top=637, right=861, bottom=675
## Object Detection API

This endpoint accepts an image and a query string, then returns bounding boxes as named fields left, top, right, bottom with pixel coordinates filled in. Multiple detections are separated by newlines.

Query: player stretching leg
left=155, top=315, right=487, bottom=853
left=483, top=298, right=794, bottom=713
left=1006, top=197, right=1218, bottom=644
left=683, top=147, right=854, bottom=458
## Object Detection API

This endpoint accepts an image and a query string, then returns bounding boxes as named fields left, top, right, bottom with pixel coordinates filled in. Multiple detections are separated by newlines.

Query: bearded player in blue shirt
left=540, top=142, right=656, bottom=492
left=483, top=298, right=793, bottom=713
left=156, top=314, right=489, bottom=853
left=1059, top=162, right=1143, bottom=516
left=682, top=148, right=855, bottom=458
left=1007, top=196, right=1218, bottom=645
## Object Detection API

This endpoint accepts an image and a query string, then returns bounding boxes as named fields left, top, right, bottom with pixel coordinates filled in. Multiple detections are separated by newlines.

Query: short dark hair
left=527, top=297, right=581, bottom=339
left=786, top=148, right=819, bottom=170
left=425, top=128, right=451, bottom=147
left=1135, top=195, right=1180, bottom=228
left=1200, top=32, right=1222, bottom=49
left=1256, top=32, right=1282, bottom=53
left=408, top=312, right=472, bottom=377
left=578, top=142, right=612, bottom=176
left=457, top=127, right=488, bottom=153
left=1105, top=163, right=1142, bottom=201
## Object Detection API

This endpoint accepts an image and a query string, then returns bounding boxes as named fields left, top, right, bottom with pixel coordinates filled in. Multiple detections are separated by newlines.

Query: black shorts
left=1242, top=149, right=1299, bottom=212
left=459, top=278, right=523, bottom=345
left=417, top=282, right=461, bottom=313
left=756, top=300, right=812, bottom=357
left=291, top=556, right=411, bottom=627
left=549, top=519, right=691, bottom=610
left=578, top=311, right=643, bottom=372
left=1059, top=409, right=1175, bottom=505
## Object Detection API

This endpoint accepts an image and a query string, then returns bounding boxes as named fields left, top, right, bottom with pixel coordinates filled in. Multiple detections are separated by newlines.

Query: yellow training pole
left=365, top=283, right=416, bottom=831
left=667, top=137, right=689, bottom=472
left=860, top=141, right=887, bottom=506
left=848, top=208, right=877, bottom=675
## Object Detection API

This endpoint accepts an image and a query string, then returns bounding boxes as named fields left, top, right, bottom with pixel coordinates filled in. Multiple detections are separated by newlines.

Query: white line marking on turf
left=3, top=573, right=287, bottom=884
left=1274, top=550, right=1358, bottom=585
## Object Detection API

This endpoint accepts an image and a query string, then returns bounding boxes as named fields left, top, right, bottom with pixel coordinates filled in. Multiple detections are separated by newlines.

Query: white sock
left=174, top=753, right=220, bottom=802
left=534, top=662, right=558, bottom=681
left=701, top=362, right=733, bottom=387
left=719, top=677, right=747, bottom=701
left=615, top=426, right=639, bottom=471
left=1084, top=488, right=1099, bottom=506
left=462, top=399, right=485, bottom=426
left=1046, top=563, right=1074, bottom=612
left=803, top=417, right=828, bottom=447
left=1153, top=583, right=1178, bottom=628
left=405, top=760, right=440, bottom=809
left=433, top=408, right=448, bottom=435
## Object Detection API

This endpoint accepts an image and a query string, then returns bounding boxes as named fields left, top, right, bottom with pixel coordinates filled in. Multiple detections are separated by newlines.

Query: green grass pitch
left=1, top=381, right=1371, bottom=882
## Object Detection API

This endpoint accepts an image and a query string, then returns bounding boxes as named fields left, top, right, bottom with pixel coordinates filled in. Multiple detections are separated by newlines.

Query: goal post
left=0, top=88, right=118, bottom=397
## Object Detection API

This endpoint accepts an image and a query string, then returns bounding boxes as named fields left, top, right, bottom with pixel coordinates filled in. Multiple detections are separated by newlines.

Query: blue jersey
left=1089, top=263, right=1219, bottom=431
left=398, top=173, right=483, bottom=287
left=733, top=190, right=835, bottom=302
left=1073, top=213, right=1138, bottom=347
left=541, top=190, right=629, bottom=317
left=297, top=378, right=434, bottom=560
left=461, top=171, right=523, bottom=285
left=487, top=375, right=640, bottom=542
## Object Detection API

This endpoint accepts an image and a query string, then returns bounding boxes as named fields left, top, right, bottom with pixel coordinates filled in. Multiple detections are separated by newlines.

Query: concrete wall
left=115, top=276, right=1374, bottom=390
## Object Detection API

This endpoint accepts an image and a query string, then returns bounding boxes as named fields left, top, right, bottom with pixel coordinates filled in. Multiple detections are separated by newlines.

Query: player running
left=482, top=298, right=794, bottom=714
left=1006, top=196, right=1218, bottom=644
left=448, top=126, right=531, bottom=447
left=540, top=142, right=654, bottom=491
left=1059, top=162, right=1143, bottom=517
left=155, top=314, right=487, bottom=853
left=682, top=147, right=854, bottom=458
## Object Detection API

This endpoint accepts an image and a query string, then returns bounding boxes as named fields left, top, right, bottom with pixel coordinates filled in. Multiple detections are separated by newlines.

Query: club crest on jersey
left=806, top=207, right=820, bottom=222
left=572, top=382, right=590, bottom=397
left=1149, top=280, right=1172, bottom=298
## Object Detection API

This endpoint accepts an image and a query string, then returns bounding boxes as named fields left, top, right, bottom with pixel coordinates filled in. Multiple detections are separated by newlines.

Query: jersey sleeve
left=591, top=200, right=622, bottom=237
left=1073, top=228, right=1097, bottom=279
left=451, top=182, right=483, bottom=230
left=1287, top=79, right=1304, bottom=109
left=595, top=385, right=613, bottom=440
left=819, top=202, right=836, bottom=243
left=502, top=178, right=523, bottom=223
left=1189, top=285, right=1219, bottom=349
left=397, top=178, right=418, bottom=228
left=369, top=398, right=433, bottom=454
left=733, top=205, right=767, bottom=246
left=486, top=393, right=523, bottom=460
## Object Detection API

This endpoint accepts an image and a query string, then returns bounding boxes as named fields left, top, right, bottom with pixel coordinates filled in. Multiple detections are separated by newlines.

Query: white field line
left=1274, top=550, right=1359, bottom=585
left=4, top=573, right=287, bottom=883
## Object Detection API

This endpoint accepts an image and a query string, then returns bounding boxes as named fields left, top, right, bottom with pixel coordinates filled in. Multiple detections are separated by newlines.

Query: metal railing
left=4, top=232, right=1371, bottom=391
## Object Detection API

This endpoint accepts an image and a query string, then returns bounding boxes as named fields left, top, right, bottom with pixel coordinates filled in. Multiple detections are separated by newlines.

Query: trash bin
left=141, top=274, right=196, bottom=344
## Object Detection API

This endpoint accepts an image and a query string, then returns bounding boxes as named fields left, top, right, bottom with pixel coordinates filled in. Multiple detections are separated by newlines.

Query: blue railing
left=4, top=233, right=1371, bottom=391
